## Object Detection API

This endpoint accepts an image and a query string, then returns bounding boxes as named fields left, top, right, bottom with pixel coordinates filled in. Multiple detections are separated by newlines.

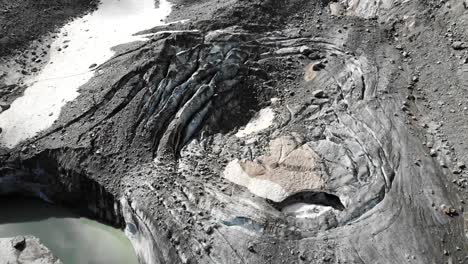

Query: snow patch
left=235, top=107, right=275, bottom=138
left=0, top=0, right=172, bottom=148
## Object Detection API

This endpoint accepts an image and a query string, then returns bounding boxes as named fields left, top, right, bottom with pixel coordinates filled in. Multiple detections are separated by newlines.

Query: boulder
left=11, top=236, right=26, bottom=251
left=451, top=41, right=467, bottom=50
left=0, top=236, right=62, bottom=264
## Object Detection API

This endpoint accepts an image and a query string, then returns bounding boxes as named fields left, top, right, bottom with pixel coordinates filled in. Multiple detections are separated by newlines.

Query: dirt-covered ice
left=0, top=0, right=171, bottom=148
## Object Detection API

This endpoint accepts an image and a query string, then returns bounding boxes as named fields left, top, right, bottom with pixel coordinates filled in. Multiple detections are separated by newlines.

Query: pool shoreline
left=0, top=196, right=139, bottom=264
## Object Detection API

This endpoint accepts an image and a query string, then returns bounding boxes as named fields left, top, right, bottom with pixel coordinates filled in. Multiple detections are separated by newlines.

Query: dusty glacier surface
left=1, top=0, right=468, bottom=263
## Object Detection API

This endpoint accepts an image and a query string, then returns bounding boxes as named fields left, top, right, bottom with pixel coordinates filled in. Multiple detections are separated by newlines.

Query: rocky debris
left=452, top=41, right=467, bottom=50
left=312, top=89, right=326, bottom=98
left=0, top=0, right=98, bottom=57
left=312, top=61, right=326, bottom=71
left=440, top=204, right=458, bottom=217
left=0, top=236, right=62, bottom=264
left=11, top=236, right=26, bottom=251
left=247, top=241, right=256, bottom=252
left=275, top=46, right=312, bottom=56
left=1, top=0, right=468, bottom=263
left=203, top=225, right=213, bottom=235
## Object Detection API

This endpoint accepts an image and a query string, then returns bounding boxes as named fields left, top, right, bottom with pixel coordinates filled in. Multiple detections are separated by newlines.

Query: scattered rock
left=21, top=146, right=27, bottom=153
left=202, top=242, right=212, bottom=253
left=2, top=2, right=468, bottom=264
left=1, top=236, right=61, bottom=263
left=451, top=41, right=467, bottom=50
left=299, top=46, right=312, bottom=55
left=312, top=89, right=326, bottom=98
left=204, top=225, right=213, bottom=235
left=275, top=46, right=310, bottom=56
left=250, top=68, right=269, bottom=80
left=11, top=236, right=26, bottom=251
left=308, top=52, right=321, bottom=60
left=440, top=204, right=458, bottom=217
left=312, top=61, right=326, bottom=71
left=247, top=241, right=256, bottom=252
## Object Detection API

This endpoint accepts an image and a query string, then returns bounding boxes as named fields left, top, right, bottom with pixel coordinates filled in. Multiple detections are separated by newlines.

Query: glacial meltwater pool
left=0, top=197, right=139, bottom=264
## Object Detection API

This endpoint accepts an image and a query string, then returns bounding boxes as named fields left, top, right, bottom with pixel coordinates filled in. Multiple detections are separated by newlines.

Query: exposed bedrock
left=1, top=0, right=468, bottom=263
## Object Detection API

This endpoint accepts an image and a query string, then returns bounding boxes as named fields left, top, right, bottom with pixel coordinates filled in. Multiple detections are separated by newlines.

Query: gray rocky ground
left=0, top=236, right=62, bottom=264
left=1, top=0, right=468, bottom=263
